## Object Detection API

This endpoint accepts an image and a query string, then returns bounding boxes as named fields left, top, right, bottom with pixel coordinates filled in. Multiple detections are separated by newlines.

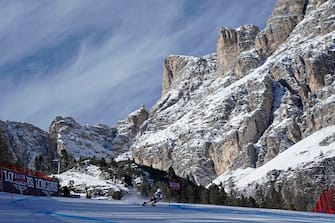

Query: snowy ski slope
left=1, top=192, right=334, bottom=223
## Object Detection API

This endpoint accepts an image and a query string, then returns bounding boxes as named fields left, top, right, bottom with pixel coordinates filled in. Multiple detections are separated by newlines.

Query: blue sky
left=0, top=0, right=276, bottom=130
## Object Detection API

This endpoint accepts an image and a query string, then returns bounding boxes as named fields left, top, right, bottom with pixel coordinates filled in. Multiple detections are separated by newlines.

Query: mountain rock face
left=48, top=106, right=149, bottom=168
left=132, top=0, right=335, bottom=188
left=217, top=24, right=260, bottom=77
left=48, top=116, right=116, bottom=165
left=257, top=157, right=335, bottom=211
left=0, top=121, right=49, bottom=169
left=255, top=0, right=308, bottom=57
left=162, top=56, right=190, bottom=96
left=0, top=106, right=148, bottom=171
left=214, top=125, right=335, bottom=211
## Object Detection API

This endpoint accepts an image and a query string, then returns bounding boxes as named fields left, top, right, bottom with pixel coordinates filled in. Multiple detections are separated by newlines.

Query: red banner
left=313, top=187, right=335, bottom=214
left=1, top=168, right=59, bottom=196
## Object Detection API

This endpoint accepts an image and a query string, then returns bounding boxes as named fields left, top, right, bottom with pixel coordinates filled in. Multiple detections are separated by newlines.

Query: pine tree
left=263, top=188, right=283, bottom=209
left=208, top=184, right=225, bottom=205
left=99, top=157, right=107, bottom=167
left=15, top=157, right=24, bottom=168
left=0, top=133, right=13, bottom=163
left=137, top=178, right=150, bottom=197
left=35, top=156, right=39, bottom=170
left=247, top=196, right=258, bottom=208
left=198, top=186, right=209, bottom=204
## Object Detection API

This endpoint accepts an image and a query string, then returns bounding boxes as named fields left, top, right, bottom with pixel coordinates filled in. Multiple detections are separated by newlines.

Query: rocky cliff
left=132, top=0, right=335, bottom=188
left=0, top=121, right=49, bottom=169
left=47, top=106, right=148, bottom=168
left=214, top=125, right=335, bottom=210
left=217, top=24, right=260, bottom=77
left=255, top=0, right=309, bottom=57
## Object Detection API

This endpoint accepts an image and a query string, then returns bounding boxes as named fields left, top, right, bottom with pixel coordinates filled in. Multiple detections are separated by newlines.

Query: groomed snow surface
left=1, top=192, right=335, bottom=223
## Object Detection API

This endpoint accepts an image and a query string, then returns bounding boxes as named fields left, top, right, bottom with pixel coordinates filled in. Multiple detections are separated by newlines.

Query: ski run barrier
left=0, top=162, right=60, bottom=197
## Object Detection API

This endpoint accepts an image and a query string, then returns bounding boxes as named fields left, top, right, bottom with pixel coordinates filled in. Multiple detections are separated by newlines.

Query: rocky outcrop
left=217, top=25, right=260, bottom=77
left=245, top=157, right=335, bottom=211
left=132, top=0, right=335, bottom=186
left=134, top=54, right=220, bottom=185
left=0, top=120, right=49, bottom=169
left=209, top=133, right=240, bottom=175
left=48, top=116, right=81, bottom=163
left=162, top=55, right=217, bottom=96
left=162, top=56, right=189, bottom=96
left=0, top=104, right=148, bottom=172
left=206, top=0, right=335, bottom=209
left=122, top=105, right=149, bottom=137
left=305, top=0, right=328, bottom=14
left=215, top=125, right=335, bottom=211
left=255, top=0, right=308, bottom=57
left=291, top=50, right=335, bottom=98
left=47, top=105, right=149, bottom=168
left=256, top=85, right=304, bottom=166
left=255, top=0, right=335, bottom=166
left=48, top=116, right=116, bottom=164
left=133, top=51, right=275, bottom=185
left=235, top=49, right=263, bottom=79
left=304, top=96, right=335, bottom=136
left=113, top=106, right=149, bottom=156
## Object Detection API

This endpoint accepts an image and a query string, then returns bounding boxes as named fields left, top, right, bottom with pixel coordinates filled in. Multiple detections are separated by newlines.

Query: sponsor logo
left=1, top=168, right=59, bottom=196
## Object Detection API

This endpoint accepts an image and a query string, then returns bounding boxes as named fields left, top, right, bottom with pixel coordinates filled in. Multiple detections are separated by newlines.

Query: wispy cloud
left=0, top=0, right=276, bottom=130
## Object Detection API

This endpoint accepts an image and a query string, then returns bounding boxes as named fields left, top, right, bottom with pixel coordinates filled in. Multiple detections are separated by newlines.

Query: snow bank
left=214, top=125, right=335, bottom=188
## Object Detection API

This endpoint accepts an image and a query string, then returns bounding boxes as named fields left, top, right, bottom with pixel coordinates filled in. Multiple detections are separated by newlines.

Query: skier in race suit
left=142, top=188, right=163, bottom=206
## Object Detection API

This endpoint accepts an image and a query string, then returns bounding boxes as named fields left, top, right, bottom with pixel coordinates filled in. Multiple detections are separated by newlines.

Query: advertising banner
left=1, top=168, right=59, bottom=196
left=168, top=181, right=181, bottom=191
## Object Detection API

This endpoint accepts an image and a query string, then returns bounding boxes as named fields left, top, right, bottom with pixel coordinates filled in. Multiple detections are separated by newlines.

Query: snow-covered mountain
left=132, top=0, right=335, bottom=186
left=213, top=124, right=335, bottom=210
left=48, top=106, right=148, bottom=168
left=214, top=124, right=335, bottom=190
left=0, top=120, right=49, bottom=169
left=1, top=0, right=334, bottom=210
left=0, top=106, right=148, bottom=171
